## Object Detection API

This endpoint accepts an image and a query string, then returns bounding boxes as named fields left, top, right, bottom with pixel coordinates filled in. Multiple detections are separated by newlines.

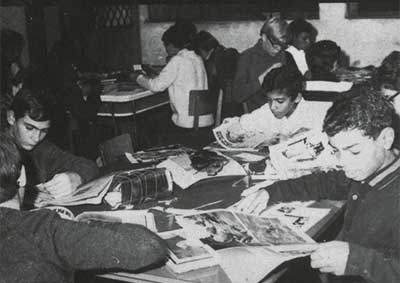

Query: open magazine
left=161, top=209, right=319, bottom=280
left=213, top=119, right=269, bottom=150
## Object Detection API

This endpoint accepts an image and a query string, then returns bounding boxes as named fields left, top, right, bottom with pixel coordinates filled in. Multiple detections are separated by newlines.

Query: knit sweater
left=0, top=208, right=167, bottom=283
left=232, top=39, right=286, bottom=112
left=264, top=156, right=400, bottom=283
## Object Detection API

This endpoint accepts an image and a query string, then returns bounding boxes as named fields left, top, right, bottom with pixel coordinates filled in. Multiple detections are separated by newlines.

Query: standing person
left=236, top=87, right=400, bottom=283
left=5, top=87, right=99, bottom=206
left=132, top=25, right=212, bottom=145
left=0, top=132, right=167, bottom=283
left=193, top=30, right=241, bottom=118
left=285, top=18, right=318, bottom=78
left=232, top=16, right=288, bottom=112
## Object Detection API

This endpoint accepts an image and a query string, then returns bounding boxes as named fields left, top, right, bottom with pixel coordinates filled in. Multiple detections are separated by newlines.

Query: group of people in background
left=1, top=11, right=400, bottom=283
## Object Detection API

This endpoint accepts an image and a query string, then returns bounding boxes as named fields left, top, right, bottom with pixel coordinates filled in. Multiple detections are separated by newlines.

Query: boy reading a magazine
left=222, top=66, right=331, bottom=146
left=0, top=133, right=167, bottom=283
left=236, top=87, right=400, bottom=283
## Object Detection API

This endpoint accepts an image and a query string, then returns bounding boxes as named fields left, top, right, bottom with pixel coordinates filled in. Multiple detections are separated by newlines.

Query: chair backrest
left=189, top=90, right=218, bottom=130
left=99, top=133, right=134, bottom=165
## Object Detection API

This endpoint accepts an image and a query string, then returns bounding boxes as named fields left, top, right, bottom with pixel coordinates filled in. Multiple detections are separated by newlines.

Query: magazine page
left=268, top=130, right=339, bottom=180
left=175, top=209, right=315, bottom=252
left=218, top=245, right=298, bottom=283
left=213, top=118, right=270, bottom=150
left=260, top=202, right=331, bottom=232
left=34, top=174, right=114, bottom=207
left=157, top=153, right=246, bottom=189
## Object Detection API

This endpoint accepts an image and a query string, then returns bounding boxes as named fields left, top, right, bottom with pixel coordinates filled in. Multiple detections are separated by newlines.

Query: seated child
left=222, top=66, right=332, bottom=145
left=376, top=51, right=400, bottom=114
left=0, top=133, right=167, bottom=282
left=285, top=18, right=318, bottom=78
left=306, top=40, right=341, bottom=81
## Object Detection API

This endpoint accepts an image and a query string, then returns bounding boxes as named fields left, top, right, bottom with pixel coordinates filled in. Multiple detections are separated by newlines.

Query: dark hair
left=376, top=51, right=400, bottom=90
left=288, top=18, right=317, bottom=44
left=10, top=87, right=53, bottom=121
left=193, top=31, right=220, bottom=53
left=162, top=25, right=191, bottom=50
left=261, top=66, right=303, bottom=100
left=0, top=133, right=21, bottom=202
left=323, top=86, right=395, bottom=139
left=174, top=20, right=197, bottom=49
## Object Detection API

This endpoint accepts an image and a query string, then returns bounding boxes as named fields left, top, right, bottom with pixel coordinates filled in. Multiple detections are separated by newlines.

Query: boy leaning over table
left=4, top=86, right=99, bottom=207
left=0, top=133, right=168, bottom=283
left=223, top=65, right=332, bottom=146
left=236, top=86, right=400, bottom=283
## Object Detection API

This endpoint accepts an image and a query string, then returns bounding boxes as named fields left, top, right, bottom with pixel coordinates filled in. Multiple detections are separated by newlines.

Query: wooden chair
left=189, top=90, right=220, bottom=130
left=99, top=133, right=134, bottom=166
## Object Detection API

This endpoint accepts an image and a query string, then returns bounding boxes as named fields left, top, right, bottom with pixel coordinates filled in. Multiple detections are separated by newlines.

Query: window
left=147, top=1, right=319, bottom=22
left=346, top=1, right=400, bottom=19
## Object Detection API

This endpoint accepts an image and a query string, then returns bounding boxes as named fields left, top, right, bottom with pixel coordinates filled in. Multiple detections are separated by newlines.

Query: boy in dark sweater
left=236, top=86, right=400, bottom=283
left=5, top=87, right=99, bottom=206
left=0, top=133, right=167, bottom=283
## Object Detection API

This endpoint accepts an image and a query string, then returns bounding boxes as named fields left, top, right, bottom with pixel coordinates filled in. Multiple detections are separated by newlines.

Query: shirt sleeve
left=33, top=140, right=99, bottom=185
left=266, top=170, right=351, bottom=204
left=238, top=104, right=271, bottom=133
left=23, top=210, right=167, bottom=272
left=345, top=241, right=400, bottom=283
left=137, top=58, right=179, bottom=92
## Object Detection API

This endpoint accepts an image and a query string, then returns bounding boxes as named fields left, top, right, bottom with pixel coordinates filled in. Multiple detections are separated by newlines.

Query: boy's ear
left=377, top=127, right=395, bottom=149
left=7, top=110, right=16, bottom=126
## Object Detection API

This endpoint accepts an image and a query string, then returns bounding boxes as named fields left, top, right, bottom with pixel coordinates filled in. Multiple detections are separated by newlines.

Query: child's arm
left=24, top=209, right=167, bottom=272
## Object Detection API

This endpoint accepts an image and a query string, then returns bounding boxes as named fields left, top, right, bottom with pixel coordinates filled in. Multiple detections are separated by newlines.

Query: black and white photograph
left=1, top=0, right=399, bottom=283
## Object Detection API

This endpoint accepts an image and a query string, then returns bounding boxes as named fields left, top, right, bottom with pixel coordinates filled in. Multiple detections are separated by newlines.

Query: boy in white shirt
left=223, top=66, right=331, bottom=145
left=133, top=25, right=212, bottom=130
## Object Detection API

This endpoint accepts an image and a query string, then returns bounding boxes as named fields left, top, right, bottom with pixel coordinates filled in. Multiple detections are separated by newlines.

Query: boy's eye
left=25, top=125, right=34, bottom=131
left=350, top=151, right=361, bottom=155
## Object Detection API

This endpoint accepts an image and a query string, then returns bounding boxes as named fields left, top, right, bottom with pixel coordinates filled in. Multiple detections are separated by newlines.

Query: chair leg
left=215, top=89, right=224, bottom=127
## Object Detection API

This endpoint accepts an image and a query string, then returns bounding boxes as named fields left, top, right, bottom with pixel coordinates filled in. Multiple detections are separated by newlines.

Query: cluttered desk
left=35, top=128, right=345, bottom=283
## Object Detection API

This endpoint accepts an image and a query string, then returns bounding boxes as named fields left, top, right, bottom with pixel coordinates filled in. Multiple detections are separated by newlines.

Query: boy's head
left=193, top=31, right=220, bottom=60
left=323, top=87, right=396, bottom=181
left=377, top=51, right=400, bottom=94
left=262, top=66, right=303, bottom=119
left=260, top=16, right=288, bottom=56
left=288, top=18, right=317, bottom=51
left=162, top=25, right=191, bottom=57
left=7, top=87, right=53, bottom=151
left=0, top=133, right=21, bottom=203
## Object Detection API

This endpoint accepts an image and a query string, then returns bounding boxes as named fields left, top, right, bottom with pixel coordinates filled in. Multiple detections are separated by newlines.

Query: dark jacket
left=232, top=39, right=286, bottom=112
left=0, top=207, right=167, bottom=283
left=264, top=157, right=400, bottom=283
left=21, top=139, right=98, bottom=187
